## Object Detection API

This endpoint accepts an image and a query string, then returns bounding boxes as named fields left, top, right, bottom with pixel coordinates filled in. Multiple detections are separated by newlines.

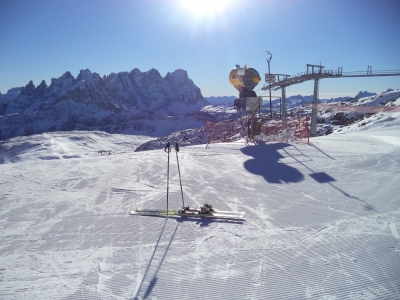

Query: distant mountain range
left=204, top=96, right=236, bottom=105
left=205, top=90, right=384, bottom=107
left=0, top=68, right=211, bottom=140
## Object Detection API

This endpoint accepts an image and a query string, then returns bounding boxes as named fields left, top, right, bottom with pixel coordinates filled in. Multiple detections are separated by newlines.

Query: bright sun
left=182, top=0, right=230, bottom=16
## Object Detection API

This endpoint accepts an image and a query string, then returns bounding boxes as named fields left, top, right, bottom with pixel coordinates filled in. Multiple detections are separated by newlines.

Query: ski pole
left=174, top=142, right=184, bottom=207
left=164, top=142, right=171, bottom=217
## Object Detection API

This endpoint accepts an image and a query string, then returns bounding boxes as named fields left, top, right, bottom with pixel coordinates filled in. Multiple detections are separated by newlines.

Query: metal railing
left=262, top=69, right=400, bottom=90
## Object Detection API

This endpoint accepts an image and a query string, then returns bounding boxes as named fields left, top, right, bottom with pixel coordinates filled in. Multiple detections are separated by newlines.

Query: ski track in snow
left=1, top=128, right=400, bottom=299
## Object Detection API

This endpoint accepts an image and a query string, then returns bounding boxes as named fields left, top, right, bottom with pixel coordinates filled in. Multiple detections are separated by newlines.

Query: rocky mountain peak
left=76, top=69, right=98, bottom=82
left=356, top=91, right=376, bottom=98
left=165, top=69, right=190, bottom=84
left=20, top=80, right=36, bottom=96
left=35, top=80, right=48, bottom=97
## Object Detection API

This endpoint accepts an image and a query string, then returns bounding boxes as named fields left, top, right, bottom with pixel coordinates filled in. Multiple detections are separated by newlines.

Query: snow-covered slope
left=0, top=131, right=154, bottom=164
left=313, top=89, right=400, bottom=136
left=1, top=121, right=400, bottom=299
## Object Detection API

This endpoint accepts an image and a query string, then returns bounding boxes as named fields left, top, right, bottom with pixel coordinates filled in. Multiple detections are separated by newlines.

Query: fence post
left=206, top=120, right=210, bottom=144
left=298, top=116, right=301, bottom=141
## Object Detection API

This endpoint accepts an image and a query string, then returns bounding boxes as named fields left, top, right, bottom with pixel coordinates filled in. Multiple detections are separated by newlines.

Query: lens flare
left=182, top=0, right=230, bottom=16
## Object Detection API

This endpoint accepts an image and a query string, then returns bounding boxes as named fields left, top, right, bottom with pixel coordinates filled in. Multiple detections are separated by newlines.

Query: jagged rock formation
left=0, top=68, right=210, bottom=140
left=355, top=90, right=377, bottom=98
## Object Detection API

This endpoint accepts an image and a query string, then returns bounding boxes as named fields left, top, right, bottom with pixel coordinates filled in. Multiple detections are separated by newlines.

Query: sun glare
left=182, top=0, right=230, bottom=16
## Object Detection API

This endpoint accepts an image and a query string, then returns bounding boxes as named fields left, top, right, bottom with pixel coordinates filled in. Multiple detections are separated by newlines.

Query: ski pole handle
left=164, top=142, right=171, bottom=153
left=174, top=142, right=179, bottom=152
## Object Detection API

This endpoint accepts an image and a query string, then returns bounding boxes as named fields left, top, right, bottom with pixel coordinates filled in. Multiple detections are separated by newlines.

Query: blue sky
left=1, top=0, right=399, bottom=98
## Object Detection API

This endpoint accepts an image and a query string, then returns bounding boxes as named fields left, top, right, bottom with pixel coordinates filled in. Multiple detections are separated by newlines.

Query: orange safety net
left=206, top=116, right=309, bottom=144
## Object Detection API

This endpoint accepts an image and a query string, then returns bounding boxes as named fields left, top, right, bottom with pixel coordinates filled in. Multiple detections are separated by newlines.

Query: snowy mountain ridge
left=0, top=68, right=210, bottom=140
left=2, top=68, right=207, bottom=114
left=200, top=91, right=386, bottom=113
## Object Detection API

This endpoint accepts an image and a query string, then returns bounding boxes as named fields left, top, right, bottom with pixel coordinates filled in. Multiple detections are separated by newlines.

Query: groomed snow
left=1, top=125, right=400, bottom=299
left=0, top=131, right=155, bottom=164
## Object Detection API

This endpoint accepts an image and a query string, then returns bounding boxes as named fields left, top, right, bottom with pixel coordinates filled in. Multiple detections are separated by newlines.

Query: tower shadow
left=281, top=145, right=375, bottom=211
left=241, top=142, right=304, bottom=184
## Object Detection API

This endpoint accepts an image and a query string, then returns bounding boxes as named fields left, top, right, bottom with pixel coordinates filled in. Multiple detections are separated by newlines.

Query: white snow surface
left=0, top=131, right=155, bottom=164
left=1, top=125, right=400, bottom=299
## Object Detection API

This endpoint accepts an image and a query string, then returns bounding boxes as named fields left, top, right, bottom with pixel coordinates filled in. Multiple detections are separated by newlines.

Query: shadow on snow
left=133, top=214, right=245, bottom=227
left=241, top=142, right=304, bottom=184
left=134, top=219, right=179, bottom=300
left=241, top=142, right=374, bottom=210
left=282, top=143, right=375, bottom=210
left=132, top=215, right=244, bottom=298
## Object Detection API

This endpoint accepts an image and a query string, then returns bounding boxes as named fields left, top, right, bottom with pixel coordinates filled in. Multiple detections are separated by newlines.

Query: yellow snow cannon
left=229, top=65, right=261, bottom=92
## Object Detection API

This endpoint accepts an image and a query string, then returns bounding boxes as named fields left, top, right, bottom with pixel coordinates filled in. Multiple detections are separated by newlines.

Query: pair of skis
left=135, top=208, right=245, bottom=215
left=132, top=208, right=245, bottom=220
